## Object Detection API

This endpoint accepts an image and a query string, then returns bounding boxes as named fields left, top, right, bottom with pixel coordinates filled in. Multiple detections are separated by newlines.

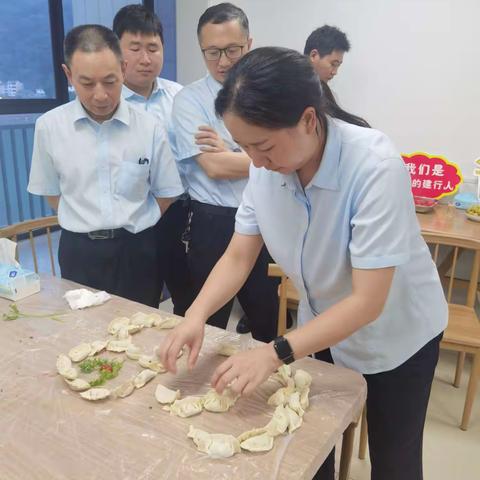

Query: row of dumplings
left=55, top=311, right=181, bottom=400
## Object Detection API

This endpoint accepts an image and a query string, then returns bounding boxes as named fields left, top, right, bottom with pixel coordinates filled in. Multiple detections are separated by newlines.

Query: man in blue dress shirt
left=171, top=3, right=279, bottom=342
left=27, top=25, right=183, bottom=307
left=113, top=4, right=194, bottom=315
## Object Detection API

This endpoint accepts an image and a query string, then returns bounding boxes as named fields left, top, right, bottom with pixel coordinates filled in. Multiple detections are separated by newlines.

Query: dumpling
left=237, top=427, right=267, bottom=443
left=300, top=387, right=310, bottom=410
left=56, top=354, right=78, bottom=380
left=115, top=325, right=131, bottom=340
left=89, top=340, right=108, bottom=356
left=267, top=385, right=294, bottom=406
left=65, top=378, right=90, bottom=391
left=133, top=369, right=157, bottom=388
left=240, top=432, right=274, bottom=452
left=130, top=312, right=154, bottom=328
left=138, top=355, right=167, bottom=373
left=113, top=380, right=135, bottom=398
left=168, top=396, right=203, bottom=418
left=188, top=426, right=240, bottom=458
left=203, top=388, right=238, bottom=413
left=270, top=364, right=292, bottom=386
left=107, top=316, right=130, bottom=335
left=68, top=342, right=92, bottom=362
left=125, top=344, right=143, bottom=360
left=155, top=384, right=180, bottom=404
left=106, top=338, right=132, bottom=352
left=288, top=391, right=305, bottom=417
left=265, top=404, right=289, bottom=436
left=285, top=405, right=303, bottom=433
left=152, top=314, right=181, bottom=329
left=80, top=388, right=110, bottom=401
left=217, top=342, right=240, bottom=357
left=293, top=369, right=312, bottom=390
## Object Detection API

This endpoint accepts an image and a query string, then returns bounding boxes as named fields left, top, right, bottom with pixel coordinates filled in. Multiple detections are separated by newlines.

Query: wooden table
left=0, top=276, right=366, bottom=480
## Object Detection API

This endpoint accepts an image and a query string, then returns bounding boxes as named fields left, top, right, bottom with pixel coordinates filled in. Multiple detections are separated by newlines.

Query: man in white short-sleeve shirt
left=27, top=24, right=183, bottom=307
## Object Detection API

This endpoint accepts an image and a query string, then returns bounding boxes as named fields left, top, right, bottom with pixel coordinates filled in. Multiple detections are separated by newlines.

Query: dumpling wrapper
left=168, top=396, right=203, bottom=418
left=133, top=369, right=157, bottom=388
left=240, top=432, right=274, bottom=452
left=68, top=342, right=92, bottom=362
left=155, top=384, right=180, bottom=404
left=151, top=314, right=181, bottom=329
left=107, top=316, right=130, bottom=335
left=237, top=427, right=267, bottom=443
left=80, top=388, right=110, bottom=401
left=203, top=388, right=238, bottom=413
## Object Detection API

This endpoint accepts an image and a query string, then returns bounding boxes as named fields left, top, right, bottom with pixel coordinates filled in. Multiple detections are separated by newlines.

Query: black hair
left=304, top=25, right=350, bottom=57
left=197, top=2, right=249, bottom=38
left=215, top=46, right=370, bottom=131
left=113, top=4, right=163, bottom=44
left=64, top=24, right=123, bottom=67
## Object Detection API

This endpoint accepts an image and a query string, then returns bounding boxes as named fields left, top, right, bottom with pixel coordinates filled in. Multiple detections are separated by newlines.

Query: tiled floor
left=12, top=233, right=480, bottom=479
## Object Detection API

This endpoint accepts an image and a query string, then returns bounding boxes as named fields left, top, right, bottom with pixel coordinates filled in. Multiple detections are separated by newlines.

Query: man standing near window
left=171, top=3, right=279, bottom=342
left=113, top=4, right=194, bottom=316
left=27, top=25, right=183, bottom=307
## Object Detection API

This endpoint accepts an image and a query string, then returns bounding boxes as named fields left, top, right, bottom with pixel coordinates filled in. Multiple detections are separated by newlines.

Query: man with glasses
left=113, top=4, right=194, bottom=316
left=171, top=2, right=279, bottom=342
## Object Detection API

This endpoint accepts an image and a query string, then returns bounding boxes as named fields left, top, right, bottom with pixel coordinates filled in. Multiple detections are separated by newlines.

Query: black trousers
left=157, top=198, right=195, bottom=315
left=313, top=333, right=442, bottom=480
left=58, top=224, right=163, bottom=308
left=186, top=201, right=279, bottom=343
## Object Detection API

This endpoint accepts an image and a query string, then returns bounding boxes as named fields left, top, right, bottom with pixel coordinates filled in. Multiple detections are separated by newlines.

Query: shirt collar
left=122, top=77, right=163, bottom=100
left=72, top=97, right=130, bottom=126
left=206, top=73, right=223, bottom=95
left=279, top=116, right=341, bottom=192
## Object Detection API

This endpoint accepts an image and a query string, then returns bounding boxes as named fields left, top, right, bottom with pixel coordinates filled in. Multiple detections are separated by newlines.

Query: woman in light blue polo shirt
left=160, top=47, right=447, bottom=480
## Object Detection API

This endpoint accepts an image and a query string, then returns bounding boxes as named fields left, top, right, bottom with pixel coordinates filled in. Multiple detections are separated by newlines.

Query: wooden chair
left=358, top=232, right=480, bottom=458
left=267, top=263, right=360, bottom=480
left=0, top=216, right=59, bottom=275
left=267, top=263, right=299, bottom=335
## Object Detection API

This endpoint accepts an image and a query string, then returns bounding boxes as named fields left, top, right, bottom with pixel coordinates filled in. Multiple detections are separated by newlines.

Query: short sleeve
left=171, top=89, right=207, bottom=161
left=27, top=118, right=61, bottom=196
left=349, top=156, right=414, bottom=269
left=235, top=173, right=261, bottom=236
left=150, top=124, right=185, bottom=198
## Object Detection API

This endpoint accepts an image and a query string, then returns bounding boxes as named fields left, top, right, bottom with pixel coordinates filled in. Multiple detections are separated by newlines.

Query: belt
left=190, top=200, right=237, bottom=217
left=62, top=228, right=131, bottom=240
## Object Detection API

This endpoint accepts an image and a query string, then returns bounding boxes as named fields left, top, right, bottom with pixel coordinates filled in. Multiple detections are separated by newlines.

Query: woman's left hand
left=211, top=343, right=282, bottom=396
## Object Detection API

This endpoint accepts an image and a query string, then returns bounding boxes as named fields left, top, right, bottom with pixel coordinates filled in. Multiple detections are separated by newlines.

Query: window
left=0, top=0, right=68, bottom=114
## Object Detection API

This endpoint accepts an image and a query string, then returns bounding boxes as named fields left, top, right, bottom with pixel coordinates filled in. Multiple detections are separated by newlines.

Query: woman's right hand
left=158, top=316, right=205, bottom=374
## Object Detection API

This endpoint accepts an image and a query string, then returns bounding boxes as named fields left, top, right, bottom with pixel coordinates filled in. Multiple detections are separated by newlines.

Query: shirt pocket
left=115, top=162, right=150, bottom=202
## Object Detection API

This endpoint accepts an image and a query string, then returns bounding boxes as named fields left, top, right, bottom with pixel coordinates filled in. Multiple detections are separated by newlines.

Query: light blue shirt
left=171, top=74, right=248, bottom=207
left=235, top=117, right=447, bottom=374
left=28, top=98, right=184, bottom=234
left=122, top=77, right=182, bottom=147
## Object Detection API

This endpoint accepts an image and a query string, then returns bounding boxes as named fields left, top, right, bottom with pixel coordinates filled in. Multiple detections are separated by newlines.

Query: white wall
left=177, top=0, right=480, bottom=183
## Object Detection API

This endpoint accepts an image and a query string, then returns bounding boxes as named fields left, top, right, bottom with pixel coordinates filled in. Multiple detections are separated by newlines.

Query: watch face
left=274, top=336, right=294, bottom=363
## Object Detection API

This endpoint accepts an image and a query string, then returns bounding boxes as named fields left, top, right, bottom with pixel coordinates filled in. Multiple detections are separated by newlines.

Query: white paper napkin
left=63, top=288, right=111, bottom=310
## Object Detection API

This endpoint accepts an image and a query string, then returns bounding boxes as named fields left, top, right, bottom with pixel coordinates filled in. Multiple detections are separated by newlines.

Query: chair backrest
left=0, top=216, right=59, bottom=276
left=422, top=232, right=480, bottom=308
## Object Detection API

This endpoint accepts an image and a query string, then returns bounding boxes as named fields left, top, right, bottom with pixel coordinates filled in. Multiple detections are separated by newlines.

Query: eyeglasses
left=201, top=45, right=246, bottom=62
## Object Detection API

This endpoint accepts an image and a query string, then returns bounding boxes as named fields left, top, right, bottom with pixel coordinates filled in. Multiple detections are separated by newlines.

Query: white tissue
left=0, top=238, right=20, bottom=267
left=64, top=288, right=111, bottom=310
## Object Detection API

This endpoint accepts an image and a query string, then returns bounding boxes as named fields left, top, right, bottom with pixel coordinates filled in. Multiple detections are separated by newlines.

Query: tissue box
left=0, top=265, right=41, bottom=301
left=453, top=192, right=478, bottom=210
